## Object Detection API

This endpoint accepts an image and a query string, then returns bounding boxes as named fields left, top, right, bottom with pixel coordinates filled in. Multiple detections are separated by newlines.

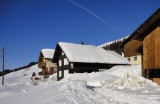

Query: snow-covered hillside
left=0, top=64, right=42, bottom=85
left=98, top=36, right=128, bottom=48
left=0, top=64, right=160, bottom=104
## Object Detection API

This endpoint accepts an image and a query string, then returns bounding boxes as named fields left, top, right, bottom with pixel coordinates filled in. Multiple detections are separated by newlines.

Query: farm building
left=38, top=49, right=57, bottom=75
left=121, top=8, right=160, bottom=85
left=52, top=42, right=129, bottom=81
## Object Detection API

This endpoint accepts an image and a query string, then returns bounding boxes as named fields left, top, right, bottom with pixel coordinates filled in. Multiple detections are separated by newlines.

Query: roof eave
left=120, top=8, right=160, bottom=47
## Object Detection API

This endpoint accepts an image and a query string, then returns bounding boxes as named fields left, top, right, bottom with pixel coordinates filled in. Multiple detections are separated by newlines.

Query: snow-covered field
left=0, top=64, right=160, bottom=104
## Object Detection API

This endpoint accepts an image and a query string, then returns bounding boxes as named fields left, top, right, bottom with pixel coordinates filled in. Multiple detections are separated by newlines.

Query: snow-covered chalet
left=52, top=42, right=129, bottom=81
left=38, top=49, right=57, bottom=75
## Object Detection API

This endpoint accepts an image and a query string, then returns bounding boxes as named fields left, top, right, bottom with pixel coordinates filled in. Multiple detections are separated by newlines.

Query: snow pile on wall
left=107, top=65, right=141, bottom=77
left=59, top=65, right=160, bottom=104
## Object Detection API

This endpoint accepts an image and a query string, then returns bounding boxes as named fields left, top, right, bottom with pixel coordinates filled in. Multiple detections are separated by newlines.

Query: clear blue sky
left=0, top=0, right=160, bottom=70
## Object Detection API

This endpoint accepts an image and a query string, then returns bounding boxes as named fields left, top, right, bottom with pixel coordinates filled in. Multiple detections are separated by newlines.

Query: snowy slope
left=0, top=64, right=42, bottom=85
left=0, top=64, right=160, bottom=104
left=98, top=36, right=129, bottom=48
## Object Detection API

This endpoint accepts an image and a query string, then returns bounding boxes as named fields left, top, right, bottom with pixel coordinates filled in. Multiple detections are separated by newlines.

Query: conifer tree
left=102, top=38, right=127, bottom=55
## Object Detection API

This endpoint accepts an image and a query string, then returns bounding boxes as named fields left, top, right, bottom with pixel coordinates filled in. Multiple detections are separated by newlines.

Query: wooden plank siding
left=143, top=26, right=160, bottom=70
left=153, top=78, right=160, bottom=85
left=143, top=28, right=156, bottom=70
left=124, top=40, right=142, bottom=57
left=142, top=26, right=160, bottom=81
left=121, top=8, right=160, bottom=85
left=152, top=26, right=160, bottom=84
left=155, top=26, right=160, bottom=68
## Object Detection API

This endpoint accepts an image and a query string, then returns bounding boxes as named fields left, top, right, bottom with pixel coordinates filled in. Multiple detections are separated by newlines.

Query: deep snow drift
left=0, top=64, right=160, bottom=104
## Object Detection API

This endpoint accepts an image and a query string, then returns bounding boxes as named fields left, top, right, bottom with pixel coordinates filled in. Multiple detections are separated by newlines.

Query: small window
left=128, top=58, right=130, bottom=61
left=59, top=60, right=62, bottom=66
left=64, top=58, right=69, bottom=65
left=53, top=67, right=57, bottom=72
left=99, top=69, right=106, bottom=72
left=62, top=52, right=64, bottom=55
left=134, top=56, right=137, bottom=61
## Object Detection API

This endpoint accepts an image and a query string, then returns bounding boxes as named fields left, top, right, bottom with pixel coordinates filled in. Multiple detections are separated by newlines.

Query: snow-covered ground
left=0, top=64, right=160, bottom=104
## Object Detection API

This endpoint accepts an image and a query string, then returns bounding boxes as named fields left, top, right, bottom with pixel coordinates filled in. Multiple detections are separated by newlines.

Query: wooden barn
left=52, top=42, right=129, bottom=81
left=121, top=8, right=160, bottom=85
left=38, top=49, right=57, bottom=75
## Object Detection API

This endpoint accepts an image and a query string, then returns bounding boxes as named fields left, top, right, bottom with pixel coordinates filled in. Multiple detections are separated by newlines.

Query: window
left=128, top=58, right=130, bottom=61
left=62, top=52, right=64, bottom=55
left=59, top=60, right=62, bottom=66
left=134, top=56, right=137, bottom=61
left=53, top=67, right=57, bottom=72
left=64, top=58, right=69, bottom=65
left=99, top=69, right=106, bottom=72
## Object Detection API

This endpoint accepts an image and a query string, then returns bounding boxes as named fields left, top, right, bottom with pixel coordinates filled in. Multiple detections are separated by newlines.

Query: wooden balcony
left=39, top=70, right=56, bottom=75
left=38, top=61, right=46, bottom=68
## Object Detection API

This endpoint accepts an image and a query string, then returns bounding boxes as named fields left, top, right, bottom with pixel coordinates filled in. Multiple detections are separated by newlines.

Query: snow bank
left=108, top=65, right=141, bottom=77
left=1, top=64, right=160, bottom=104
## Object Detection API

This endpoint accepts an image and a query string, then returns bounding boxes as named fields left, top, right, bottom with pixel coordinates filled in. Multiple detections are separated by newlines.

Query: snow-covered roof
left=41, top=49, right=55, bottom=59
left=58, top=42, right=129, bottom=64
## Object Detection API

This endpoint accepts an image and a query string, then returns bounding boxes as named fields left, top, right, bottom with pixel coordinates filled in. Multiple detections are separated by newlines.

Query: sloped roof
left=41, top=49, right=55, bottom=59
left=121, top=8, right=160, bottom=47
left=53, top=42, right=129, bottom=64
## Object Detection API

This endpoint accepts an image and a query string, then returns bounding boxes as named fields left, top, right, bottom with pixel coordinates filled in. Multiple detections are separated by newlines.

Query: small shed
left=121, top=8, right=160, bottom=85
left=53, top=42, right=129, bottom=81
left=38, top=49, right=57, bottom=75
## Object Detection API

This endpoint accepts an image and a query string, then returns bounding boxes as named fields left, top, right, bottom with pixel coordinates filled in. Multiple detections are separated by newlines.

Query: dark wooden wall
left=124, top=40, right=142, bottom=57
left=73, top=63, right=114, bottom=73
